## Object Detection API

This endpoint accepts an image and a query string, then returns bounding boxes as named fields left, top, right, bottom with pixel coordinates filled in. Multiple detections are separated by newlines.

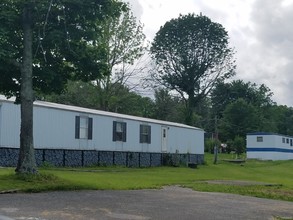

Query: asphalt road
left=0, top=186, right=292, bottom=220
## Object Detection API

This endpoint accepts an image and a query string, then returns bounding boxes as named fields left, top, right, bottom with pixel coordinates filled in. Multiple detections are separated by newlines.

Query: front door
left=161, top=126, right=168, bottom=152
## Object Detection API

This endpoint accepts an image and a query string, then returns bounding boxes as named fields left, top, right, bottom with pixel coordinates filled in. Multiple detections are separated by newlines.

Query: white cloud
left=237, top=0, right=293, bottom=106
left=125, top=0, right=293, bottom=106
left=137, top=0, right=199, bottom=40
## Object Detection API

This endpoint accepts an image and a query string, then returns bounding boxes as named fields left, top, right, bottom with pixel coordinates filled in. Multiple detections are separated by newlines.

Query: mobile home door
left=161, top=126, right=168, bottom=152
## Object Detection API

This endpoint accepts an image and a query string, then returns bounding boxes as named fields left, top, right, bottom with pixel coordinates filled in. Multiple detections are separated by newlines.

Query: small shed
left=0, top=95, right=204, bottom=167
left=246, top=132, right=293, bottom=160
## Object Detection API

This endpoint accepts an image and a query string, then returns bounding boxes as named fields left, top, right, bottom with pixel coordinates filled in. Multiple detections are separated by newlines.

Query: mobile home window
left=282, top=137, right=285, bottom=143
left=140, top=125, right=151, bottom=144
left=291, top=139, right=293, bottom=147
left=287, top=138, right=289, bottom=144
left=113, top=121, right=126, bottom=142
left=75, top=116, right=93, bottom=139
left=256, top=136, right=263, bottom=142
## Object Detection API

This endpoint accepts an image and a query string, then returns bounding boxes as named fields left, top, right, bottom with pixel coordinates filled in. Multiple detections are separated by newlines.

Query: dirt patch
left=0, top=189, right=20, bottom=194
left=202, top=180, right=282, bottom=186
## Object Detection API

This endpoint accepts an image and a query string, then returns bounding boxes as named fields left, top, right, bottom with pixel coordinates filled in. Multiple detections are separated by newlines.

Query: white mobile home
left=246, top=132, right=293, bottom=160
left=0, top=95, right=204, bottom=167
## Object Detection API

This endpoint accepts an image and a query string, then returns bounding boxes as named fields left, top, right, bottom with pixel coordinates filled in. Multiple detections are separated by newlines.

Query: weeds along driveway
left=0, top=186, right=292, bottom=220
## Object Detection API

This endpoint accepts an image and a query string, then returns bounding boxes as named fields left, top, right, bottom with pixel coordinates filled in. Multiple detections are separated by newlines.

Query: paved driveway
left=0, top=186, right=292, bottom=220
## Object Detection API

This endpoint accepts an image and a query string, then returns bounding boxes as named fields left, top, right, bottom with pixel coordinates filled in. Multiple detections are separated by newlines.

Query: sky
left=124, top=0, right=293, bottom=107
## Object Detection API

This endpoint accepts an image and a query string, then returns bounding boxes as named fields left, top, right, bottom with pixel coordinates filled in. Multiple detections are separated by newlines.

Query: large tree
left=0, top=0, right=124, bottom=174
left=265, top=105, right=293, bottom=136
left=153, top=88, right=185, bottom=123
left=219, top=98, right=260, bottom=141
left=150, top=13, right=236, bottom=125
left=96, top=3, right=146, bottom=111
left=211, top=80, right=275, bottom=119
left=45, top=80, right=100, bottom=109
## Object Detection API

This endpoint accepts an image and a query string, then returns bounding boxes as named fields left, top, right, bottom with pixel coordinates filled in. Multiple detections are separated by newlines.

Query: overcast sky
left=124, top=0, right=293, bottom=107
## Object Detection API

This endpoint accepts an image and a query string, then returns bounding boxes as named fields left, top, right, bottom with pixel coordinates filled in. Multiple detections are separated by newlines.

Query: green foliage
left=45, top=4, right=147, bottom=114
left=232, top=135, right=246, bottom=157
left=114, top=91, right=155, bottom=117
left=0, top=0, right=125, bottom=97
left=151, top=13, right=236, bottom=125
left=100, top=2, right=146, bottom=69
left=211, top=80, right=274, bottom=119
left=95, top=2, right=147, bottom=111
left=225, top=139, right=234, bottom=154
left=153, top=88, right=185, bottom=123
left=45, top=80, right=100, bottom=109
left=46, top=80, right=155, bottom=118
left=219, top=98, right=260, bottom=141
left=266, top=105, right=293, bottom=136
left=210, top=79, right=293, bottom=140
left=40, top=161, right=55, bottom=169
left=16, top=172, right=58, bottom=182
left=273, top=217, right=293, bottom=220
left=204, top=138, right=221, bottom=153
left=162, top=151, right=181, bottom=167
left=0, top=0, right=126, bottom=174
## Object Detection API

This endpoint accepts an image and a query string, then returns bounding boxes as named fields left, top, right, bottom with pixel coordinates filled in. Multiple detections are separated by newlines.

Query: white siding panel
left=0, top=104, right=2, bottom=146
left=126, top=120, right=142, bottom=152
left=247, top=133, right=293, bottom=160
left=91, top=115, right=115, bottom=151
left=247, top=151, right=293, bottom=160
left=169, top=128, right=204, bottom=154
left=246, top=135, right=276, bottom=149
left=0, top=102, right=20, bottom=148
left=0, top=96, right=204, bottom=154
left=34, top=106, right=78, bottom=149
left=144, top=123, right=160, bottom=153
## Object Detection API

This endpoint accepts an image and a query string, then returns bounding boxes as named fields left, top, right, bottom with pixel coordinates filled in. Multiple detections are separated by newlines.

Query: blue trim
left=247, top=132, right=293, bottom=139
left=247, top=148, right=293, bottom=153
left=247, top=132, right=279, bottom=136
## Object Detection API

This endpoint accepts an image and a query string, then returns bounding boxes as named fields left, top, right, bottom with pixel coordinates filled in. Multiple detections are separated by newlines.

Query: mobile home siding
left=0, top=101, right=20, bottom=148
left=0, top=96, right=204, bottom=167
left=0, top=104, right=1, bottom=146
left=246, top=132, right=293, bottom=160
left=34, top=106, right=73, bottom=149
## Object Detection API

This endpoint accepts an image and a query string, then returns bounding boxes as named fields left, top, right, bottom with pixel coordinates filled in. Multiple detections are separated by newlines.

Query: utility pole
left=213, top=116, right=218, bottom=164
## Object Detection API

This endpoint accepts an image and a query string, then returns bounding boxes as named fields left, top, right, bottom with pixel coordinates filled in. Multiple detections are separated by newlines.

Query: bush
left=162, top=150, right=180, bottom=167
left=225, top=136, right=246, bottom=158
left=205, top=138, right=221, bottom=153
left=233, top=135, right=246, bottom=158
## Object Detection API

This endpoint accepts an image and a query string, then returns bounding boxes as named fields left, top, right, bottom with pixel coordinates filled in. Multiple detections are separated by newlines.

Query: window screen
left=113, top=121, right=127, bottom=142
left=75, top=116, right=93, bottom=139
left=256, top=136, right=263, bottom=142
left=140, top=125, right=151, bottom=144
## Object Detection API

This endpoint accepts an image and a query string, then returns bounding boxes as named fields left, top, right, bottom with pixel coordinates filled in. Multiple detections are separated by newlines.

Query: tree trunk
left=15, top=3, right=37, bottom=174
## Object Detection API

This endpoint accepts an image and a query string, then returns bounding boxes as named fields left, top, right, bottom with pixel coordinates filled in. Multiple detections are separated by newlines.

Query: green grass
left=0, top=153, right=292, bottom=201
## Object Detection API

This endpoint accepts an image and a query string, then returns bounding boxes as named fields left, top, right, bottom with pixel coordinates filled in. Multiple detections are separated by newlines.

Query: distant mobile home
left=246, top=132, right=293, bottom=160
left=0, top=95, right=204, bottom=167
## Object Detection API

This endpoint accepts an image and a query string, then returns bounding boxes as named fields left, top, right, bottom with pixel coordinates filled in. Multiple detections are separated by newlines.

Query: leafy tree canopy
left=0, top=0, right=125, bottom=99
left=46, top=80, right=155, bottom=118
left=211, top=80, right=275, bottom=118
left=150, top=13, right=236, bottom=125
left=219, top=98, right=260, bottom=141
left=153, top=88, right=185, bottom=123
left=95, top=4, right=147, bottom=110
left=0, top=0, right=125, bottom=174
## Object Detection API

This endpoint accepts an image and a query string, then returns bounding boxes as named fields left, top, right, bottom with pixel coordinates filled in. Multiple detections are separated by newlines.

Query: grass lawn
left=0, top=153, right=292, bottom=201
